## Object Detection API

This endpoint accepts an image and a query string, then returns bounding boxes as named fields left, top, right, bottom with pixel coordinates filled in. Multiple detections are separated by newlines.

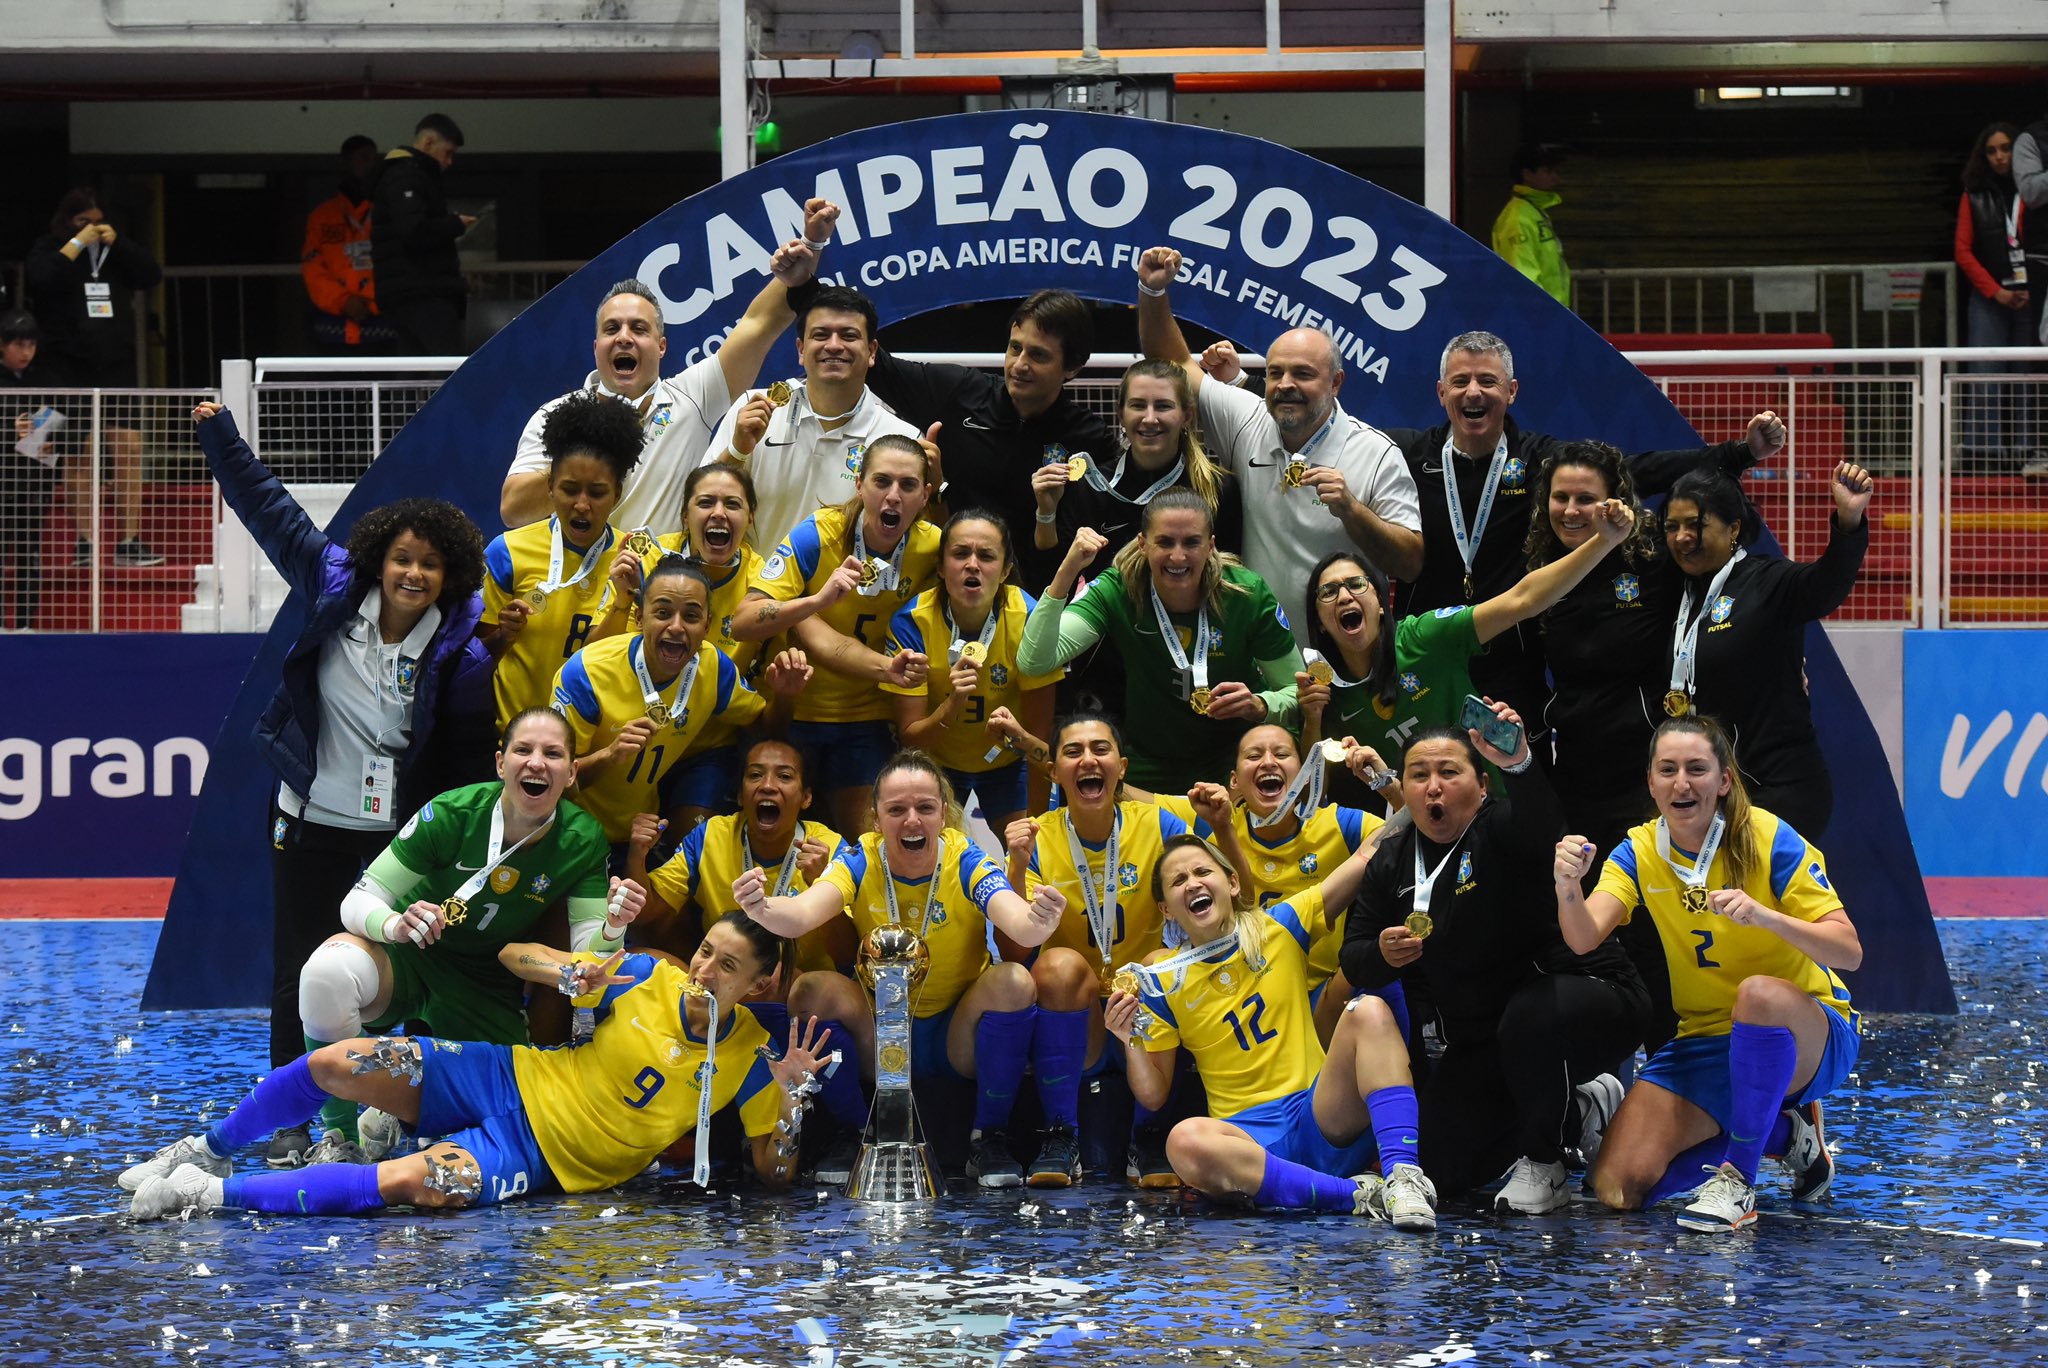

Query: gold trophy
left=846, top=925, right=941, bottom=1202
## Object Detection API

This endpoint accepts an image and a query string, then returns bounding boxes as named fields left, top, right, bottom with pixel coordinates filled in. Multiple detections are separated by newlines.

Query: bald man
left=1135, top=247, right=1423, bottom=635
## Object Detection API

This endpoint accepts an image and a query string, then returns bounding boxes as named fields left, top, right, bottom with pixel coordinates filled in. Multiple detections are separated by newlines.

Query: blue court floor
left=2, top=918, right=2043, bottom=1367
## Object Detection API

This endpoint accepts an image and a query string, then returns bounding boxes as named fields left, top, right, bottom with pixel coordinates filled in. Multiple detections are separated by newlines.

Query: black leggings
left=1418, top=973, right=1646, bottom=1197
left=269, top=805, right=390, bottom=1069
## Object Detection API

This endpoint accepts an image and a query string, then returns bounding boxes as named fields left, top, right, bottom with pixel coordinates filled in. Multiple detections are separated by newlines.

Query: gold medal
left=1190, top=686, right=1213, bottom=714
left=1318, top=738, right=1348, bottom=765
left=1682, top=885, right=1712, bottom=915
left=1111, top=967, right=1143, bottom=999
left=1281, top=460, right=1308, bottom=489
left=857, top=559, right=883, bottom=590
left=765, top=380, right=794, bottom=407
left=1404, top=910, right=1433, bottom=939
left=1462, top=573, right=1475, bottom=602
left=1098, top=960, right=1117, bottom=993
left=959, top=639, right=987, bottom=666
left=441, top=896, right=469, bottom=927
left=679, top=977, right=712, bottom=999
left=1308, top=659, right=1334, bottom=686
left=625, top=530, right=660, bottom=558
left=647, top=702, right=672, bottom=728
left=1065, top=455, right=1089, bottom=481
left=1663, top=689, right=1691, bottom=718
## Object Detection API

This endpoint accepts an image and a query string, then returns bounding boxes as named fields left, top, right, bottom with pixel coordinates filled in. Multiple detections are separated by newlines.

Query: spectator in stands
left=500, top=200, right=838, bottom=539
left=302, top=134, right=392, bottom=354
left=1135, top=245, right=1425, bottom=628
left=1, top=309, right=59, bottom=630
left=1492, top=143, right=1571, bottom=306
left=865, top=290, right=1111, bottom=594
left=370, top=114, right=476, bottom=356
left=2011, top=108, right=2048, bottom=334
left=24, top=188, right=165, bottom=568
left=190, top=399, right=493, bottom=1168
left=1956, top=122, right=2037, bottom=472
left=704, top=283, right=921, bottom=553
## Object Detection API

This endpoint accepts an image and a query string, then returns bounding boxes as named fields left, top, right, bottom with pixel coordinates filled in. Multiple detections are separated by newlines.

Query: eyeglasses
left=1315, top=575, right=1371, bottom=603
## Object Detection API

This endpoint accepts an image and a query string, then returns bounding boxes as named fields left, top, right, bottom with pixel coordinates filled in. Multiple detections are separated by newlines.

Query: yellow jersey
left=649, top=813, right=852, bottom=973
left=752, top=506, right=940, bottom=723
left=511, top=953, right=783, bottom=1191
left=650, top=535, right=765, bottom=678
left=551, top=634, right=765, bottom=841
left=1021, top=800, right=1200, bottom=982
left=821, top=829, right=1011, bottom=1016
left=1595, top=807, right=1857, bottom=1040
left=1136, top=886, right=1331, bottom=1121
left=484, top=517, right=623, bottom=731
left=880, top=585, right=1063, bottom=773
left=1238, top=804, right=1379, bottom=981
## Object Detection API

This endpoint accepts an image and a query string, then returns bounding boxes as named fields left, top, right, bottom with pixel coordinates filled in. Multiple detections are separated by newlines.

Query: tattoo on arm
left=754, top=603, right=781, bottom=624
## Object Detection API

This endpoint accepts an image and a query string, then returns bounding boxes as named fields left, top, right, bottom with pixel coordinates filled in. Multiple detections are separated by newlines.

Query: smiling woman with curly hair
left=190, top=399, right=496, bottom=1168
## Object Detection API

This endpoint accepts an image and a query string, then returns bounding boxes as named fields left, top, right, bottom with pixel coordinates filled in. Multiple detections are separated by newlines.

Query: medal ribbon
left=538, top=517, right=615, bottom=599
left=1669, top=548, right=1747, bottom=704
left=1086, top=448, right=1184, bottom=505
left=1062, top=810, right=1122, bottom=971
left=450, top=796, right=555, bottom=906
left=86, top=242, right=110, bottom=279
left=943, top=597, right=1002, bottom=665
left=1280, top=407, right=1342, bottom=479
left=741, top=826, right=806, bottom=898
left=852, top=513, right=909, bottom=597
left=1654, top=810, right=1726, bottom=901
left=879, top=831, right=948, bottom=939
left=1439, top=433, right=1509, bottom=597
left=631, top=636, right=704, bottom=730
left=1410, top=816, right=1479, bottom=920
left=1122, top=928, right=1241, bottom=997
left=691, top=988, right=720, bottom=1187
left=1248, top=758, right=1323, bottom=831
left=1301, top=645, right=1366, bottom=690
left=1149, top=586, right=1211, bottom=697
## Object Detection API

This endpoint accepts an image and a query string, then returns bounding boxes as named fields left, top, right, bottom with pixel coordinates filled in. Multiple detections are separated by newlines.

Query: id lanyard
left=1668, top=549, right=1746, bottom=709
left=1654, top=811, right=1726, bottom=912
left=1440, top=433, right=1509, bottom=601
left=944, top=598, right=1001, bottom=664
left=530, top=518, right=614, bottom=610
left=852, top=515, right=909, bottom=596
left=1150, top=586, right=1210, bottom=699
left=741, top=826, right=805, bottom=897
left=1248, top=760, right=1323, bottom=831
left=632, top=637, right=703, bottom=731
left=1063, top=810, right=1122, bottom=967
left=447, top=797, right=554, bottom=908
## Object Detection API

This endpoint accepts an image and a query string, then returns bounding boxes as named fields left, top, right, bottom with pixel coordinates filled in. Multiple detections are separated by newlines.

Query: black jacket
left=23, top=230, right=162, bottom=383
left=369, top=148, right=467, bottom=305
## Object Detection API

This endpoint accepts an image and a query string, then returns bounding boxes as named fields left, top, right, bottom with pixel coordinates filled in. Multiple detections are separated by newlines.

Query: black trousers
left=1417, top=973, right=1646, bottom=1197
left=268, top=804, right=389, bottom=1069
left=381, top=294, right=466, bottom=356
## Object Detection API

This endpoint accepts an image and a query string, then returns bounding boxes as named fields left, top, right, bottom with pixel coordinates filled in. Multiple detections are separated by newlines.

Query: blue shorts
left=944, top=760, right=1027, bottom=822
left=1225, top=1086, right=1378, bottom=1177
left=787, top=720, right=894, bottom=798
left=909, top=1002, right=967, bottom=1082
left=1636, top=1001, right=1861, bottom=1136
left=415, top=1038, right=558, bottom=1206
left=660, top=744, right=741, bottom=812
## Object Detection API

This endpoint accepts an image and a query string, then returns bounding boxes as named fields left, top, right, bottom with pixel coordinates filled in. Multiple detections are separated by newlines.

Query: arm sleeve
left=1956, top=195, right=2003, bottom=298
left=567, top=893, right=625, bottom=952
left=1493, top=201, right=1546, bottom=284
left=1339, top=848, right=1401, bottom=990
left=1766, top=821, right=1845, bottom=922
left=1783, top=514, right=1869, bottom=622
left=482, top=536, right=516, bottom=621
left=385, top=170, right=466, bottom=255
left=508, top=402, right=553, bottom=478
left=1490, top=759, right=1566, bottom=863
left=340, top=871, right=405, bottom=942
left=196, top=409, right=334, bottom=601
left=550, top=652, right=604, bottom=750
left=960, top=843, right=1013, bottom=913
left=703, top=392, right=746, bottom=461
left=300, top=208, right=353, bottom=317
left=1627, top=437, right=1755, bottom=494
left=879, top=604, right=927, bottom=696
left=1592, top=846, right=1644, bottom=926
left=2016, top=132, right=2048, bottom=210
left=866, top=350, right=959, bottom=430
left=755, top=520, right=824, bottom=603
left=1016, top=591, right=1103, bottom=674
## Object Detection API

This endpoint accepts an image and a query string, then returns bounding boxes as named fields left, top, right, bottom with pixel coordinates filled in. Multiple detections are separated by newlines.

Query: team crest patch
left=928, top=908, right=949, bottom=926
left=989, top=663, right=1010, bottom=686
left=1299, top=853, right=1319, bottom=875
left=1400, top=671, right=1423, bottom=695
left=419, top=801, right=436, bottom=823
left=491, top=868, right=520, bottom=895
left=1119, top=862, right=1140, bottom=890
left=1042, top=443, right=1067, bottom=465
left=1809, top=861, right=1831, bottom=891
left=721, top=613, right=734, bottom=642
left=844, top=441, right=866, bottom=475
left=1710, top=595, right=1734, bottom=624
left=1457, top=851, right=1473, bottom=884
left=1502, top=456, right=1527, bottom=489
left=1614, top=574, right=1641, bottom=603
left=272, top=816, right=288, bottom=848
left=430, top=1039, right=464, bottom=1054
left=1275, top=604, right=1290, bottom=631
left=393, top=657, right=419, bottom=692
left=649, top=408, right=673, bottom=430
left=1207, top=626, right=1225, bottom=651
left=531, top=873, right=552, bottom=896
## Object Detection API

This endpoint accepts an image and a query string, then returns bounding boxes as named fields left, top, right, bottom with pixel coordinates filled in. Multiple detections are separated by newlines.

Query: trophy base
left=844, top=1140, right=941, bottom=1203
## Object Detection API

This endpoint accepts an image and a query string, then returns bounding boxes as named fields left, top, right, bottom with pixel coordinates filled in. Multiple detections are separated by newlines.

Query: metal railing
left=1573, top=263, right=1961, bottom=349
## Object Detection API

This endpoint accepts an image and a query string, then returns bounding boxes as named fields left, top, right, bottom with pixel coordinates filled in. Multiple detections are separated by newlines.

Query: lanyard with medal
left=632, top=636, right=703, bottom=731
left=670, top=974, right=722, bottom=1187
left=1117, top=926, right=1242, bottom=1009
left=526, top=518, right=615, bottom=613
left=1655, top=810, right=1727, bottom=915
left=1063, top=809, right=1123, bottom=990
left=1247, top=747, right=1337, bottom=831
left=940, top=599, right=1006, bottom=763
left=1405, top=817, right=1477, bottom=940
left=440, top=799, right=554, bottom=927
left=880, top=831, right=949, bottom=1013
left=853, top=514, right=909, bottom=597
left=1279, top=408, right=1341, bottom=490
left=1441, top=433, right=1509, bottom=602
left=1151, top=585, right=1212, bottom=714
left=1085, top=446, right=1183, bottom=505
left=741, top=825, right=806, bottom=898
left=1665, top=548, right=1746, bottom=717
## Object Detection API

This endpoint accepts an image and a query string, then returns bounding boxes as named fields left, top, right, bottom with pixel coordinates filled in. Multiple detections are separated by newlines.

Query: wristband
left=1035, top=509, right=1058, bottom=525
left=1137, top=281, right=1166, bottom=298
left=1499, top=750, right=1534, bottom=774
left=803, top=235, right=832, bottom=249
left=724, top=446, right=751, bottom=466
left=68, top=237, right=86, bottom=252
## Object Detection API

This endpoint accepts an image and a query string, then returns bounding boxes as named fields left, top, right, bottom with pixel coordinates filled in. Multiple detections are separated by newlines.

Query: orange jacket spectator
left=301, top=189, right=378, bottom=347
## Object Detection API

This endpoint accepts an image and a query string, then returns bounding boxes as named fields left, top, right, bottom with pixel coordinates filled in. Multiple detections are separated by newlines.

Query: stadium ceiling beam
left=744, top=49, right=1424, bottom=78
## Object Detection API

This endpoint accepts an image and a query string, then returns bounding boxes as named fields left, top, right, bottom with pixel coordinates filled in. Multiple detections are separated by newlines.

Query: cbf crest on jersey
left=1709, top=595, right=1735, bottom=625
left=1298, top=853, right=1319, bottom=875
left=1456, top=851, right=1474, bottom=889
left=1501, top=456, right=1528, bottom=491
left=1613, top=573, right=1641, bottom=604
left=844, top=441, right=866, bottom=475
left=989, top=662, right=1010, bottom=687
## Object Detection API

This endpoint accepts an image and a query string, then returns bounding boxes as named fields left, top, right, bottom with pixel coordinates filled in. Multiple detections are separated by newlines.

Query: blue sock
left=206, top=1056, right=329, bottom=1155
left=812, top=1019, right=870, bottom=1131
left=1644, top=1136, right=1728, bottom=1206
left=222, top=1162, right=384, bottom=1216
left=306, top=1034, right=358, bottom=1143
left=1367, top=982, right=1411, bottom=1040
left=1724, top=1022, right=1799, bottom=1182
left=1031, top=1008, right=1089, bottom=1129
left=1253, top=1150, right=1359, bottom=1211
left=972, top=1007, right=1037, bottom=1133
left=1365, top=1085, right=1421, bottom=1176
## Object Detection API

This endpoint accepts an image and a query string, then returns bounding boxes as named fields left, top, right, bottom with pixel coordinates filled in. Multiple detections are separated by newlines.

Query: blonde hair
left=1649, top=716, right=1759, bottom=892
left=1150, top=834, right=1269, bottom=977
left=1117, top=359, right=1226, bottom=514
left=1112, top=489, right=1250, bottom=618
left=872, top=747, right=967, bottom=832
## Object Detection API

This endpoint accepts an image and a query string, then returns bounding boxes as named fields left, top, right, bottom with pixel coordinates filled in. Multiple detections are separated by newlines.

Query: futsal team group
left=119, top=199, right=1873, bottom=1237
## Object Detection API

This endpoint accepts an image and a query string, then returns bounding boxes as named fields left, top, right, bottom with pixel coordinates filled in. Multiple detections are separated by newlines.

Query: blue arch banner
left=146, top=110, right=1952, bottom=1014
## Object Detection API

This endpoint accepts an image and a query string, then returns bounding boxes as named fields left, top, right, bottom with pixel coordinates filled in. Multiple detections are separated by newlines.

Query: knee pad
left=299, top=940, right=380, bottom=1044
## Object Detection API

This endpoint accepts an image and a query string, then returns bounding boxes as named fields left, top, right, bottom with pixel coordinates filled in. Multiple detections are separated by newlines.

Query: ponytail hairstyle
left=1647, top=715, right=1759, bottom=893
left=871, top=748, right=966, bottom=833
left=1051, top=711, right=1131, bottom=804
left=709, top=908, right=793, bottom=989
left=1302, top=551, right=1398, bottom=713
left=636, top=551, right=712, bottom=628
left=835, top=433, right=931, bottom=560
left=1665, top=468, right=1759, bottom=551
left=1112, top=488, right=1249, bottom=617
left=1522, top=439, right=1653, bottom=570
left=1116, top=359, right=1226, bottom=515
left=1148, top=833, right=1267, bottom=973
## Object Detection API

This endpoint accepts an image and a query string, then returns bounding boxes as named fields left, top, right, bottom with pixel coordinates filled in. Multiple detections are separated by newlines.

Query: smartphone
left=1459, top=694, right=1524, bottom=757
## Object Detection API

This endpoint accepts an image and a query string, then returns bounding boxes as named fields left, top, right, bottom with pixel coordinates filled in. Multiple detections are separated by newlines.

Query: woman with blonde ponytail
left=1554, top=715, right=1864, bottom=1235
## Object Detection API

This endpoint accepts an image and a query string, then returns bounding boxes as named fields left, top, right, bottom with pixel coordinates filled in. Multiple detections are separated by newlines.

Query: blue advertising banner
left=0, top=634, right=261, bottom=877
left=1904, top=630, right=2048, bottom=877
left=147, top=110, right=1950, bottom=1014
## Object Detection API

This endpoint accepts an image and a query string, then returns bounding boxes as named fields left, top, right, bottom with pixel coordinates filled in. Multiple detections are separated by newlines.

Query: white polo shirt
left=287, top=589, right=443, bottom=831
left=1196, top=381, right=1421, bottom=634
left=703, top=380, right=919, bottom=553
left=507, top=360, right=732, bottom=538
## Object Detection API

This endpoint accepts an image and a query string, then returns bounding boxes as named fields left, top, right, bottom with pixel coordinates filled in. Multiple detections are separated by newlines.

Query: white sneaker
left=1573, top=1073, right=1624, bottom=1166
left=1383, top=1162, right=1438, bottom=1232
left=1675, top=1162, right=1758, bottom=1233
left=358, top=1108, right=407, bottom=1161
left=1495, top=1156, right=1570, bottom=1214
left=118, top=1135, right=229, bottom=1193
left=131, top=1164, right=227, bottom=1221
left=1776, top=1102, right=1833, bottom=1202
left=1349, top=1173, right=1388, bottom=1220
left=304, top=1134, right=370, bottom=1166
